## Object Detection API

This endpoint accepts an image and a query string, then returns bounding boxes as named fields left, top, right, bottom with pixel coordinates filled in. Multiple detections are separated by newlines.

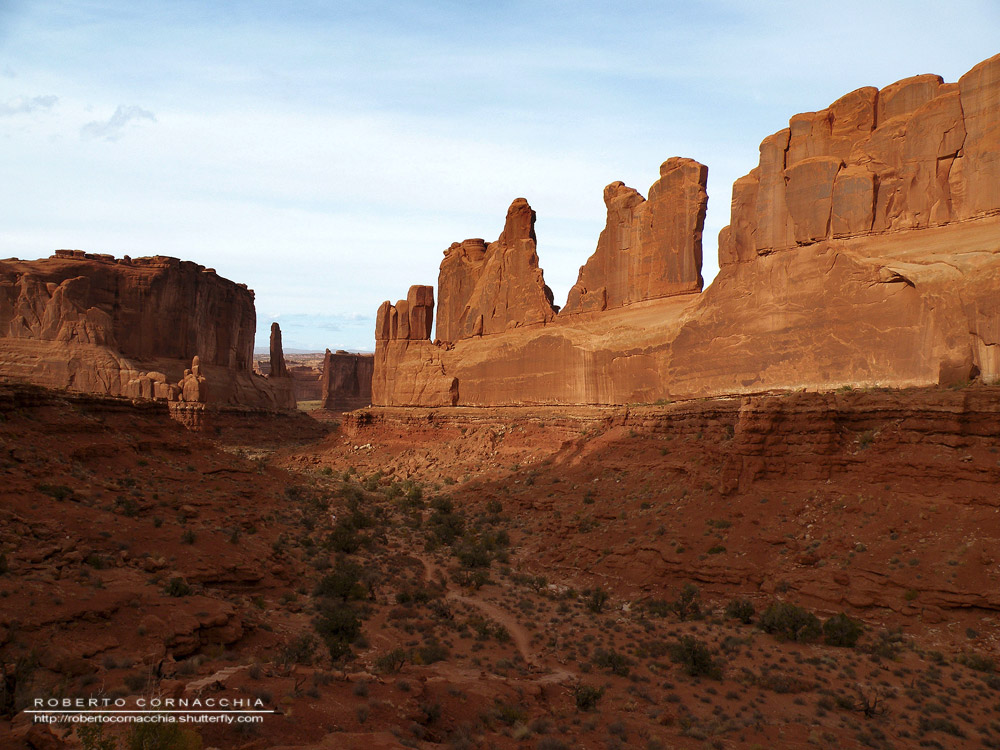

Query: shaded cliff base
left=5, top=381, right=1000, bottom=749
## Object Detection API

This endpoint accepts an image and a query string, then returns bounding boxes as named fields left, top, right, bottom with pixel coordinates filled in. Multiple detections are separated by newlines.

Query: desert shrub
left=414, top=640, right=449, bottom=665
left=669, top=636, right=721, bottom=679
left=163, top=577, right=191, bottom=597
left=127, top=720, right=202, bottom=750
left=917, top=716, right=965, bottom=738
left=758, top=602, right=821, bottom=642
left=325, top=519, right=362, bottom=553
left=573, top=684, right=605, bottom=711
left=725, top=598, right=755, bottom=624
left=314, top=603, right=361, bottom=661
left=592, top=648, right=632, bottom=677
left=956, top=651, right=995, bottom=673
left=823, top=612, right=863, bottom=647
left=375, top=648, right=407, bottom=674
left=426, top=501, right=464, bottom=546
left=671, top=583, right=702, bottom=621
left=37, top=483, right=73, bottom=501
left=455, top=541, right=492, bottom=569
left=79, top=725, right=117, bottom=750
left=314, top=561, right=365, bottom=601
left=279, top=634, right=317, bottom=666
left=585, top=587, right=609, bottom=613
left=862, top=627, right=906, bottom=660
left=644, top=598, right=671, bottom=618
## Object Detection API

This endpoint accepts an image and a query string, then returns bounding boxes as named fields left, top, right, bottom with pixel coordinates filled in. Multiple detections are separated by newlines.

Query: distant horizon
left=3, top=1, right=998, bottom=352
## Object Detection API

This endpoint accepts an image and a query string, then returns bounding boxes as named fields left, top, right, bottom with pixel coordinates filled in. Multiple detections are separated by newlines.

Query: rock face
left=563, top=158, right=707, bottom=314
left=436, top=199, right=556, bottom=343
left=319, top=350, right=374, bottom=411
left=719, top=54, right=1000, bottom=265
left=0, top=251, right=293, bottom=409
left=372, top=54, right=1000, bottom=406
left=374, top=285, right=457, bottom=407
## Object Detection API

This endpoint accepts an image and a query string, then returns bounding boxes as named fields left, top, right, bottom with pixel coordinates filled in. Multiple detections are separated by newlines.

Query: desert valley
left=2, top=51, right=1000, bottom=750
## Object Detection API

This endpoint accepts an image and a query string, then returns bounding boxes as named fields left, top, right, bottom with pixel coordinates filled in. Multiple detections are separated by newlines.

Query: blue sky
left=2, top=1, right=998, bottom=352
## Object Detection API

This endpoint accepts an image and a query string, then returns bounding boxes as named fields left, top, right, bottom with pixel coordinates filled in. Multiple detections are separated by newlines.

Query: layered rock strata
left=373, top=54, right=1000, bottom=407
left=0, top=251, right=292, bottom=408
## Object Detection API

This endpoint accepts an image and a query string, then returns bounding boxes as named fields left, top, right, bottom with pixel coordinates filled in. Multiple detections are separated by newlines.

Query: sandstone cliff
left=0, top=251, right=293, bottom=409
left=372, top=53, right=1000, bottom=407
left=373, top=285, right=457, bottom=406
left=320, top=349, right=374, bottom=412
left=563, top=157, right=707, bottom=314
left=436, top=198, right=556, bottom=343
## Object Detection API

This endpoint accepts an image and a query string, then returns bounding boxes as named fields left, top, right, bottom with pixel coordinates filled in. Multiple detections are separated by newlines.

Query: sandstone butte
left=0, top=251, right=296, bottom=411
left=320, top=349, right=374, bottom=412
left=373, top=53, right=1000, bottom=407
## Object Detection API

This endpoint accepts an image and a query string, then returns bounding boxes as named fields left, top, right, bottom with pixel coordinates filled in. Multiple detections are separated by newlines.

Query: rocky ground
left=2, top=383, right=1000, bottom=749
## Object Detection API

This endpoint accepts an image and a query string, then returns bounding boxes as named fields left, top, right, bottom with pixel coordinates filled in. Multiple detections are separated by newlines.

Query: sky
left=2, top=1, right=998, bottom=352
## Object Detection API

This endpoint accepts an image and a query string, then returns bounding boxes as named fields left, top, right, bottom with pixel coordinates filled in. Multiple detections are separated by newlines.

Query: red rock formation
left=0, top=252, right=292, bottom=408
left=265, top=322, right=297, bottom=409
left=372, top=54, right=1000, bottom=407
left=269, top=322, right=290, bottom=378
left=719, top=54, right=1000, bottom=264
left=374, top=285, right=457, bottom=406
left=319, top=349, right=374, bottom=411
left=563, top=157, right=707, bottom=314
left=436, top=199, right=556, bottom=343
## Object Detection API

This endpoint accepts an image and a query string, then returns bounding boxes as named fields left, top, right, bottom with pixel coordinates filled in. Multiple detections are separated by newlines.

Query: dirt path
left=414, top=551, right=574, bottom=684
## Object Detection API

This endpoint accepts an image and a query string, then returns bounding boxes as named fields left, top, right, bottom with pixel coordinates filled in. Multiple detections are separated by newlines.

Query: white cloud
left=0, top=94, right=57, bottom=116
left=80, top=104, right=155, bottom=142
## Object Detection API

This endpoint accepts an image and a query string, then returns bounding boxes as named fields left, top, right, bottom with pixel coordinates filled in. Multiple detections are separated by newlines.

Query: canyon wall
left=373, top=53, right=1000, bottom=407
left=0, top=251, right=294, bottom=408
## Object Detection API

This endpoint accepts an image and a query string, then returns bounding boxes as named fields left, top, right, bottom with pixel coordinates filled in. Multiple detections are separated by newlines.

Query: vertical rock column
left=373, top=285, right=457, bottom=406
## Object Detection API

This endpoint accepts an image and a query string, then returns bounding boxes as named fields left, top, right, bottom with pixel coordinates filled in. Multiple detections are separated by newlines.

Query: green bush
left=374, top=648, right=407, bottom=674
left=671, top=583, right=702, bottom=621
left=127, top=720, right=202, bottom=750
left=279, top=634, right=317, bottom=666
left=758, top=602, right=821, bottom=642
left=725, top=598, right=755, bottom=624
left=163, top=577, right=191, bottom=597
left=37, top=483, right=73, bottom=501
left=669, top=635, right=721, bottom=679
left=325, top=520, right=362, bottom=553
left=591, top=648, right=632, bottom=677
left=314, top=604, right=361, bottom=661
left=314, top=561, right=365, bottom=601
left=585, top=587, right=609, bottom=613
left=572, top=684, right=605, bottom=711
left=823, top=612, right=863, bottom=647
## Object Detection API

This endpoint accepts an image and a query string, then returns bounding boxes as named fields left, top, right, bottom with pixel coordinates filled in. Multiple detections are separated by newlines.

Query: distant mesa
left=373, top=53, right=1000, bottom=407
left=0, top=250, right=295, bottom=412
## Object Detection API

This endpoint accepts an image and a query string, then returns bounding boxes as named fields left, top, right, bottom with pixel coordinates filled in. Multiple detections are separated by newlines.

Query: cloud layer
left=80, top=105, right=156, bottom=141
